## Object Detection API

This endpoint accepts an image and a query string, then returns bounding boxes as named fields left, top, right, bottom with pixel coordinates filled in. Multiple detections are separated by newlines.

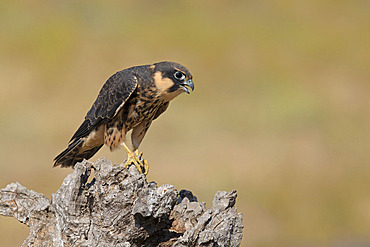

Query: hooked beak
left=180, top=79, right=195, bottom=94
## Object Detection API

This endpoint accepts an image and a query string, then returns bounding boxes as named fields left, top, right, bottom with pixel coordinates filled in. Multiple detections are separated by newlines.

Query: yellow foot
left=134, top=150, right=149, bottom=175
left=121, top=143, right=149, bottom=175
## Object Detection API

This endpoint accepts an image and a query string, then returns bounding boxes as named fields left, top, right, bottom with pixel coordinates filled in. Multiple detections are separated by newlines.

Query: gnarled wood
left=0, top=159, right=243, bottom=246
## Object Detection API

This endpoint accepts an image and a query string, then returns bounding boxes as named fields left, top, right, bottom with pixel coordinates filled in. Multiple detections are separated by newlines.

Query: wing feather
left=87, top=70, right=138, bottom=122
left=69, top=70, right=138, bottom=142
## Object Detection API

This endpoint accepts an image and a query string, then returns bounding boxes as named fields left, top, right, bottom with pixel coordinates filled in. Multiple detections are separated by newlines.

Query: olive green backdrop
left=0, top=1, right=369, bottom=246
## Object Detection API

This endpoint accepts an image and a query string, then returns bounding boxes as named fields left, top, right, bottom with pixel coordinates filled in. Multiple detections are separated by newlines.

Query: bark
left=0, top=158, right=243, bottom=246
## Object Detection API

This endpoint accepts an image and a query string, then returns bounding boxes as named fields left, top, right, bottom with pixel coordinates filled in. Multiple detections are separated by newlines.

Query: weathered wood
left=0, top=158, right=243, bottom=246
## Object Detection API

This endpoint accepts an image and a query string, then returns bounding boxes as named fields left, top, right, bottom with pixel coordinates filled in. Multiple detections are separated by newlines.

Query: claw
left=121, top=143, right=149, bottom=175
left=123, top=153, right=142, bottom=173
left=142, top=159, right=149, bottom=175
left=137, top=151, right=149, bottom=175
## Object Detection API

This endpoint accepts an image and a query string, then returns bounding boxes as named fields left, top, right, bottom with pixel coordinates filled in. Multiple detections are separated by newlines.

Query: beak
left=180, top=79, right=195, bottom=94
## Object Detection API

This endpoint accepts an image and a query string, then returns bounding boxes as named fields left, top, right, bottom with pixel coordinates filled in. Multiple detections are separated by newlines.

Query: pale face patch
left=153, top=71, right=183, bottom=102
left=153, top=71, right=174, bottom=93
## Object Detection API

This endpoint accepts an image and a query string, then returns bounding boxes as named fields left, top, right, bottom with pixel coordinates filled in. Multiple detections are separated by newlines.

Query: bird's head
left=152, top=61, right=194, bottom=101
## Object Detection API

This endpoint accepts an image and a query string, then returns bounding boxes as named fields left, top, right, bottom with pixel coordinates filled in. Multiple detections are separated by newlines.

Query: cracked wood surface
left=0, top=159, right=243, bottom=246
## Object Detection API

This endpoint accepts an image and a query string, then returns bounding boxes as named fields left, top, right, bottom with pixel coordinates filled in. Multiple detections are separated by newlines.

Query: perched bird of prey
left=54, top=61, right=194, bottom=174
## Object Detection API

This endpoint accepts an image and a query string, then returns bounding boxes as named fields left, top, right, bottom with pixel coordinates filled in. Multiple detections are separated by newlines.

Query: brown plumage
left=54, top=61, right=194, bottom=168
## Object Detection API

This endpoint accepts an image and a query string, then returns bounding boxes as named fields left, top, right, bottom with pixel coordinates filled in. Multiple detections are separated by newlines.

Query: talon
left=136, top=151, right=149, bottom=175
left=135, top=150, right=143, bottom=160
left=121, top=143, right=149, bottom=175
left=142, top=159, right=149, bottom=175
left=124, top=155, right=144, bottom=174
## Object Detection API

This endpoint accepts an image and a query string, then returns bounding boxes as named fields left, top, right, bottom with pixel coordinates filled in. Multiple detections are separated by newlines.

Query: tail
left=54, top=119, right=104, bottom=168
left=53, top=139, right=103, bottom=168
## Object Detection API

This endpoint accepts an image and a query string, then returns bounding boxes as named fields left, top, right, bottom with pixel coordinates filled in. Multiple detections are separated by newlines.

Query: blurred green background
left=0, top=1, right=369, bottom=246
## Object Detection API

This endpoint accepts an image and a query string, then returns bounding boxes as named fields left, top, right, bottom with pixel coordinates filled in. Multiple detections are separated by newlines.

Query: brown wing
left=54, top=70, right=138, bottom=167
left=69, top=70, right=138, bottom=143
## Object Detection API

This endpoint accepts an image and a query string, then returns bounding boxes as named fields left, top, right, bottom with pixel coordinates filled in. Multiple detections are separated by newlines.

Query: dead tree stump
left=0, top=158, right=243, bottom=246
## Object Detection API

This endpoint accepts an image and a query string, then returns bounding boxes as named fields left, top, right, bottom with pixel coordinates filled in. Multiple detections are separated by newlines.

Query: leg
left=130, top=121, right=152, bottom=174
left=121, top=142, right=148, bottom=175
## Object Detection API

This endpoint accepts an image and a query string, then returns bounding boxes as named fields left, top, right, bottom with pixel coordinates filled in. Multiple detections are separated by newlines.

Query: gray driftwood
left=0, top=158, right=243, bottom=246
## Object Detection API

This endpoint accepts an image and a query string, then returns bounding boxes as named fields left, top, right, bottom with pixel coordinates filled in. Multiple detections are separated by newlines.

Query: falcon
left=54, top=61, right=194, bottom=174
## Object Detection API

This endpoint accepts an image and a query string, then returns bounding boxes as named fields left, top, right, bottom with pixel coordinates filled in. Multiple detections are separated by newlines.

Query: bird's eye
left=174, top=71, right=185, bottom=80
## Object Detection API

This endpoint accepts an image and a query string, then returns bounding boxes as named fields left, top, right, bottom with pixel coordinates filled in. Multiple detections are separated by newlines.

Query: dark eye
left=174, top=71, right=185, bottom=80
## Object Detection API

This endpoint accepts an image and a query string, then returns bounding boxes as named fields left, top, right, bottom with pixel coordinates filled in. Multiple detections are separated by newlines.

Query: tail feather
left=55, top=119, right=104, bottom=168
left=69, top=119, right=92, bottom=143
left=54, top=138, right=103, bottom=168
